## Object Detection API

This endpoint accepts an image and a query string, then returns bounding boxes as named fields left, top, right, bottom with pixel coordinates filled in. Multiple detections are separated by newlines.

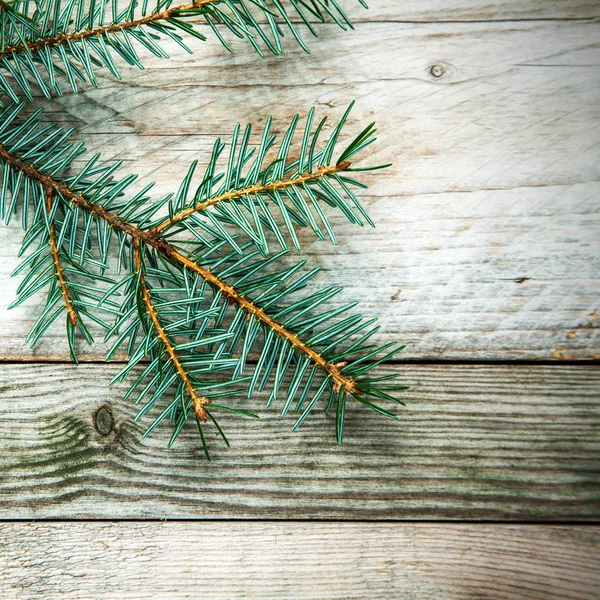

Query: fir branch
left=148, top=102, right=386, bottom=254
left=0, top=102, right=406, bottom=451
left=0, top=0, right=367, bottom=101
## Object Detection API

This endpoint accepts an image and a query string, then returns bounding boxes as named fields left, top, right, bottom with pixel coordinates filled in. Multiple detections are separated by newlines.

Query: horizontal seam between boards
left=0, top=518, right=599, bottom=525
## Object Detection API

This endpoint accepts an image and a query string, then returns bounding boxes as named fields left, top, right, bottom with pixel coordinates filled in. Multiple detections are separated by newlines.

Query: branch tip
left=193, top=395, right=211, bottom=422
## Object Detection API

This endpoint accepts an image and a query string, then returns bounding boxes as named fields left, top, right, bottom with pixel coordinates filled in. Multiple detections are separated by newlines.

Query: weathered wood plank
left=0, top=364, right=598, bottom=519
left=329, top=1, right=600, bottom=22
left=1, top=20, right=598, bottom=360
left=236, top=1, right=600, bottom=22
left=1, top=523, right=598, bottom=599
left=207, top=1, right=600, bottom=22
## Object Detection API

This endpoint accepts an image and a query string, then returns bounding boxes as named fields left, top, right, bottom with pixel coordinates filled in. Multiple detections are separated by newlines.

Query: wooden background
left=1, top=1, right=599, bottom=598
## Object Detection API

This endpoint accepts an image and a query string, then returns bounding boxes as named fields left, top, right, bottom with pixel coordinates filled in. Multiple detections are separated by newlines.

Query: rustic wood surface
left=1, top=523, right=599, bottom=600
left=1, top=1, right=599, bottom=598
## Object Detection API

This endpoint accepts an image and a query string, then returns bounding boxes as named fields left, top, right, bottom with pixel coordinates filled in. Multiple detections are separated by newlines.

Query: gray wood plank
left=1, top=523, right=598, bottom=599
left=227, top=1, right=600, bottom=22
left=0, top=364, right=598, bottom=519
left=1, top=20, right=598, bottom=361
left=199, top=1, right=600, bottom=22
left=328, top=1, right=600, bottom=22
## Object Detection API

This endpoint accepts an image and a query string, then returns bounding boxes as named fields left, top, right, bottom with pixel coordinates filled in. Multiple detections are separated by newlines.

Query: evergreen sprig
left=0, top=0, right=367, bottom=102
left=0, top=100, right=405, bottom=457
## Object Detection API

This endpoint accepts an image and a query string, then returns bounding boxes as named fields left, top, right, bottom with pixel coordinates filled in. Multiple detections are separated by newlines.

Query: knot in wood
left=430, top=64, right=445, bottom=78
left=93, top=405, right=114, bottom=436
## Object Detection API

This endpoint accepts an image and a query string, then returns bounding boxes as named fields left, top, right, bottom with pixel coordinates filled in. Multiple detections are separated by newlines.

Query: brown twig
left=0, top=0, right=215, bottom=60
left=151, top=163, right=350, bottom=234
left=45, top=189, right=78, bottom=326
left=134, top=239, right=210, bottom=420
left=0, top=143, right=359, bottom=396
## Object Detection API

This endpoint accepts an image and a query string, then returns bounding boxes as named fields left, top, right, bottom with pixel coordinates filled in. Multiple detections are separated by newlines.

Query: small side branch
left=134, top=241, right=210, bottom=421
left=151, top=163, right=350, bottom=234
left=46, top=189, right=77, bottom=326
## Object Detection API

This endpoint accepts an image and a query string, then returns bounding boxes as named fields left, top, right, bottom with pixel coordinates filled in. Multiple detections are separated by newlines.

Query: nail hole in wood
left=94, top=405, right=114, bottom=436
left=430, top=64, right=444, bottom=78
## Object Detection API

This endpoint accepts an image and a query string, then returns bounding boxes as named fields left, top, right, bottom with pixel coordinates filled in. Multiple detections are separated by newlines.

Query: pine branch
left=0, top=0, right=367, bottom=101
left=0, top=101, right=406, bottom=454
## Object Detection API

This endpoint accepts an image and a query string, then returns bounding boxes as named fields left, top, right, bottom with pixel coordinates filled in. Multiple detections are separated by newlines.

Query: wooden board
left=1, top=20, right=598, bottom=361
left=234, top=1, right=600, bottom=22
left=320, top=1, right=600, bottom=22
left=1, top=523, right=598, bottom=599
left=1, top=363, right=598, bottom=520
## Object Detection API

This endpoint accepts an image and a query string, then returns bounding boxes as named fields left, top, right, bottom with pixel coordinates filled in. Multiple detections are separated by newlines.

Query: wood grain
left=1, top=523, right=598, bottom=599
left=0, top=363, right=598, bottom=519
left=1, top=20, right=598, bottom=361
